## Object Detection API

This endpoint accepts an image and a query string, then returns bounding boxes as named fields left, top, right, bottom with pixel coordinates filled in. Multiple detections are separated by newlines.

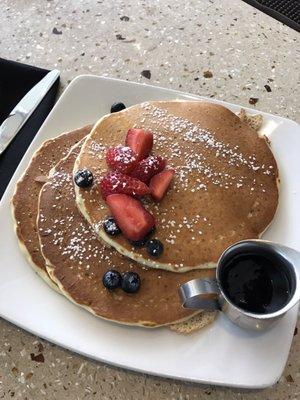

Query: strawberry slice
left=100, top=172, right=150, bottom=200
left=106, top=145, right=137, bottom=174
left=106, top=194, right=155, bottom=241
left=131, top=155, right=166, bottom=183
left=125, top=128, right=153, bottom=161
left=149, top=169, right=175, bottom=201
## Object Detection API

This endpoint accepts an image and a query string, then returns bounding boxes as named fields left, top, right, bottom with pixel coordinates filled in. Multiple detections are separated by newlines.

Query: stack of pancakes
left=12, top=101, right=279, bottom=333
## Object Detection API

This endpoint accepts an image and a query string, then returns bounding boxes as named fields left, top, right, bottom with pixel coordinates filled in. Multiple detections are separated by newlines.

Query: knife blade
left=0, top=69, right=60, bottom=155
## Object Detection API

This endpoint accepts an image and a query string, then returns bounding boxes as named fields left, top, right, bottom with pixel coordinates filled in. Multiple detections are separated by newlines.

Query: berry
left=131, top=155, right=166, bottom=183
left=110, top=102, right=126, bottom=113
left=106, top=194, right=155, bottom=241
left=103, top=217, right=121, bottom=236
left=149, top=169, right=175, bottom=201
left=121, top=272, right=141, bottom=293
left=74, top=169, right=93, bottom=188
left=125, top=128, right=153, bottom=161
left=102, top=270, right=122, bottom=290
left=106, top=145, right=137, bottom=174
left=145, top=239, right=164, bottom=257
left=100, top=171, right=150, bottom=200
left=129, top=227, right=156, bottom=248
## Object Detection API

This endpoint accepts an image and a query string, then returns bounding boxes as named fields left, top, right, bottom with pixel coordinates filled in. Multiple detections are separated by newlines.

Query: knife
left=0, top=69, right=60, bottom=155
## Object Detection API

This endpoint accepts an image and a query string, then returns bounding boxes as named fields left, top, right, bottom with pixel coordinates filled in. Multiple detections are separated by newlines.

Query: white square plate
left=0, top=76, right=299, bottom=388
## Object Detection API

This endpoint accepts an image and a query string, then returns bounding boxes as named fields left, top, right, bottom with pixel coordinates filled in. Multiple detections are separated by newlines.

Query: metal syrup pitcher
left=179, top=240, right=300, bottom=330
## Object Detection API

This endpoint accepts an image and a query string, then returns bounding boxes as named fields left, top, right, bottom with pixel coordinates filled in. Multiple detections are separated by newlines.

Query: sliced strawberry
left=131, top=155, right=166, bottom=183
left=125, top=128, right=153, bottom=161
left=106, top=194, right=155, bottom=241
left=100, top=171, right=150, bottom=200
left=106, top=145, right=137, bottom=174
left=149, top=169, right=175, bottom=201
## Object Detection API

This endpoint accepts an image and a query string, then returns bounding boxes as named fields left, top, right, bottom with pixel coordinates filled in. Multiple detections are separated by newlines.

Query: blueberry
left=74, top=169, right=93, bottom=188
left=121, top=272, right=141, bottom=293
left=102, top=270, right=122, bottom=290
left=129, top=227, right=156, bottom=248
left=145, top=239, right=164, bottom=257
left=103, top=217, right=121, bottom=236
left=110, top=102, right=126, bottom=113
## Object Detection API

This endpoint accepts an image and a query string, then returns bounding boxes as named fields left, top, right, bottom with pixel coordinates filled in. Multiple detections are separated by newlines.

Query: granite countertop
left=0, top=0, right=299, bottom=398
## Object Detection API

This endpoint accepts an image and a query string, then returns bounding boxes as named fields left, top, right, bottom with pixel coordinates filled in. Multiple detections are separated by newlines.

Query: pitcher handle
left=179, top=278, right=220, bottom=310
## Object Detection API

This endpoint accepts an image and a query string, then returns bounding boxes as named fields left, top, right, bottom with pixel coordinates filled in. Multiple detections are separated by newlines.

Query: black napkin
left=242, top=0, right=300, bottom=32
left=0, top=58, right=60, bottom=199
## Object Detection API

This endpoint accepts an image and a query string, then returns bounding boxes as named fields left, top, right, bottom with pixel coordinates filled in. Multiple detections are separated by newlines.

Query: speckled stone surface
left=0, top=0, right=299, bottom=398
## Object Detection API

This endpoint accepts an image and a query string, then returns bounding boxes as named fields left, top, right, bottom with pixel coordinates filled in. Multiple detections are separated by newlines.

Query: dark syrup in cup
left=220, top=254, right=292, bottom=314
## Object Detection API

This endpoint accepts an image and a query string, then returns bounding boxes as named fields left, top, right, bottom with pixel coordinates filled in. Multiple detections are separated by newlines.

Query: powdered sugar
left=138, top=103, right=274, bottom=193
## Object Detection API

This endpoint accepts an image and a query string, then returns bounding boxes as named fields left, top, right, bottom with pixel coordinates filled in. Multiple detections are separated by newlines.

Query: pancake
left=74, top=101, right=279, bottom=272
left=11, top=126, right=91, bottom=289
left=170, top=311, right=217, bottom=334
left=38, top=141, right=215, bottom=327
